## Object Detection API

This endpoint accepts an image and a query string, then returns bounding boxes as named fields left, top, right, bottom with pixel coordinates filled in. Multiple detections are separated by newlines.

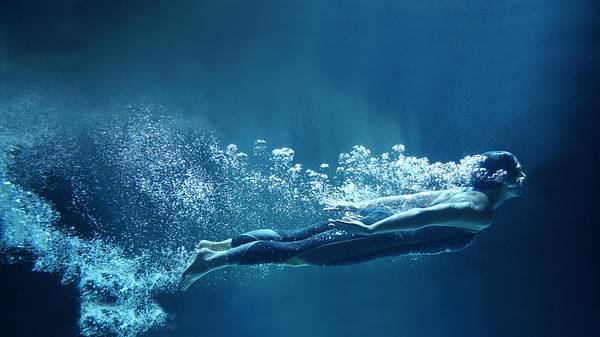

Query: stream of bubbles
left=0, top=97, right=483, bottom=336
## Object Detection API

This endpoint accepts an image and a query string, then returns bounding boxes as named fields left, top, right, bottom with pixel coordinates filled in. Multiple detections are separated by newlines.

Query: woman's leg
left=182, top=228, right=362, bottom=291
left=181, top=225, right=477, bottom=290
left=229, top=208, right=393, bottom=247
left=197, top=208, right=392, bottom=251
left=293, top=229, right=477, bottom=266
left=196, top=238, right=233, bottom=251
left=196, top=219, right=333, bottom=251
left=229, top=223, right=329, bottom=247
left=195, top=224, right=328, bottom=251
left=228, top=228, right=475, bottom=266
left=180, top=208, right=395, bottom=290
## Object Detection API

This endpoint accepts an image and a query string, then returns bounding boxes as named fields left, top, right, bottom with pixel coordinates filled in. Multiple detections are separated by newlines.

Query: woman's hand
left=328, top=217, right=373, bottom=235
left=322, top=199, right=361, bottom=212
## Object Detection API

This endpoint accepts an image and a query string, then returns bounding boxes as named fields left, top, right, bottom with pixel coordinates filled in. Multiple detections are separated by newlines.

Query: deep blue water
left=1, top=1, right=598, bottom=337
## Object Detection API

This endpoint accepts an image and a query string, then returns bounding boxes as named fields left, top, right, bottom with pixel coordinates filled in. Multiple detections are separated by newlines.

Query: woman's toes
left=196, top=240, right=212, bottom=249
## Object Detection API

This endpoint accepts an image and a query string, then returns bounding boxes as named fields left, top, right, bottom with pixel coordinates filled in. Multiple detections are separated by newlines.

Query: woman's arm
left=330, top=200, right=493, bottom=235
left=358, top=190, right=450, bottom=208
left=323, top=190, right=451, bottom=212
left=370, top=201, right=492, bottom=233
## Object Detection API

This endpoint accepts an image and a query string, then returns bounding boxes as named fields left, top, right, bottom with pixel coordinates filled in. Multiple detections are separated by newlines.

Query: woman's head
left=471, top=151, right=526, bottom=196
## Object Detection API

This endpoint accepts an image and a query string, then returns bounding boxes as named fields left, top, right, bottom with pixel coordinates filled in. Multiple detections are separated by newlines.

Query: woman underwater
left=180, top=151, right=526, bottom=291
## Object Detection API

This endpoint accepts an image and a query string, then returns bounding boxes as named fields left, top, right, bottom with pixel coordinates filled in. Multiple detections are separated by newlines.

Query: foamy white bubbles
left=0, top=98, right=486, bottom=337
left=0, top=136, right=184, bottom=337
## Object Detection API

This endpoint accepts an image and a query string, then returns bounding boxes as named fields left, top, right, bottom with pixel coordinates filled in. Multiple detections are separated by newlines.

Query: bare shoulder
left=449, top=190, right=492, bottom=210
left=447, top=190, right=494, bottom=228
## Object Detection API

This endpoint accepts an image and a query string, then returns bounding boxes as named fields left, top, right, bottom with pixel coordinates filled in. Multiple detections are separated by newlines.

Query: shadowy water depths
left=1, top=1, right=599, bottom=337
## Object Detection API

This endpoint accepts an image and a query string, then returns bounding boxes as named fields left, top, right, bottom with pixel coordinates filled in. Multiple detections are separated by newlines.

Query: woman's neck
left=476, top=187, right=511, bottom=209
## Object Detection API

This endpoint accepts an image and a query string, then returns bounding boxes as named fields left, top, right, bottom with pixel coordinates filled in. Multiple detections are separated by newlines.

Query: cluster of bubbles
left=0, top=134, right=185, bottom=336
left=0, top=97, right=484, bottom=336
left=217, top=142, right=484, bottom=231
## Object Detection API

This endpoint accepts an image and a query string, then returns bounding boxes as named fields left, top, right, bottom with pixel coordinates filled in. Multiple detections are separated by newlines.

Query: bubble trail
left=0, top=98, right=485, bottom=336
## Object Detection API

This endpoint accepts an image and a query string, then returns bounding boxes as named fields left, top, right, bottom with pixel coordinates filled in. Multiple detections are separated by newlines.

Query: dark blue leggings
left=228, top=208, right=477, bottom=266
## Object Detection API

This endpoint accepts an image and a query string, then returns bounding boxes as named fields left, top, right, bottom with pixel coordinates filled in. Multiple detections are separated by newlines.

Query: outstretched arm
left=370, top=201, right=492, bottom=233
left=330, top=201, right=492, bottom=235
left=323, top=190, right=453, bottom=211
left=358, top=190, right=451, bottom=208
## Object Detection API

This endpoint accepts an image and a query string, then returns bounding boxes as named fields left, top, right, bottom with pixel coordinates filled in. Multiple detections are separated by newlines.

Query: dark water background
left=1, top=1, right=598, bottom=336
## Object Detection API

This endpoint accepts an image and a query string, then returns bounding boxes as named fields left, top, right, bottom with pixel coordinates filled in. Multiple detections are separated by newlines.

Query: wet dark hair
left=470, top=151, right=522, bottom=190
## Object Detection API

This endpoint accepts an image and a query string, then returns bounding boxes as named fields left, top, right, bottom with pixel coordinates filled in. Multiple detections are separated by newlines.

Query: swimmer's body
left=180, top=151, right=526, bottom=291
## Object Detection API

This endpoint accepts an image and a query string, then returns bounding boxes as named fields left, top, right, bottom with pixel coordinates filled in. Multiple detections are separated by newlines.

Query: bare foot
left=180, top=248, right=213, bottom=291
left=180, top=248, right=230, bottom=291
left=196, top=239, right=232, bottom=251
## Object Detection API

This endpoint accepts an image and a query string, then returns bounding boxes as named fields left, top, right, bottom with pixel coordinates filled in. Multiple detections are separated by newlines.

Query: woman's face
left=504, top=161, right=527, bottom=197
